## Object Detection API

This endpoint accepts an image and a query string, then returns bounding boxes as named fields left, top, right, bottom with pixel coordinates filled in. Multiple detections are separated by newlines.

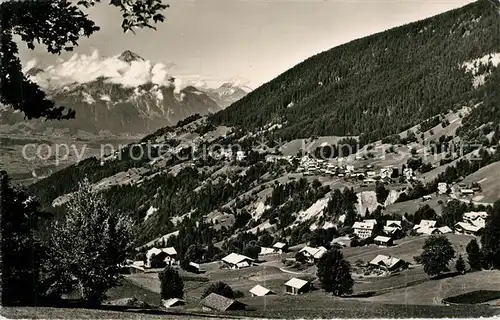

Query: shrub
left=202, top=282, right=235, bottom=299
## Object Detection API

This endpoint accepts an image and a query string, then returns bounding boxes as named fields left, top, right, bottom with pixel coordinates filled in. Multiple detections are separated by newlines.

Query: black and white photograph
left=1, top=0, right=500, bottom=318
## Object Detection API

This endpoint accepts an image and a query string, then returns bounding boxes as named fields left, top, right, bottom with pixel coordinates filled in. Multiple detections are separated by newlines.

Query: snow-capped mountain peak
left=118, top=50, right=145, bottom=63
left=204, top=82, right=252, bottom=108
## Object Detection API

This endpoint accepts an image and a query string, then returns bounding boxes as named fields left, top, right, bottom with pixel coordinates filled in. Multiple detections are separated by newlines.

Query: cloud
left=22, top=58, right=38, bottom=74
left=23, top=50, right=252, bottom=92
left=27, top=49, right=177, bottom=90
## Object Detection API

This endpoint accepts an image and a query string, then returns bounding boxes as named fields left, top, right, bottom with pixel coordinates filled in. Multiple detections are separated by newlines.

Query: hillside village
left=17, top=94, right=500, bottom=317
left=55, top=107, right=497, bottom=316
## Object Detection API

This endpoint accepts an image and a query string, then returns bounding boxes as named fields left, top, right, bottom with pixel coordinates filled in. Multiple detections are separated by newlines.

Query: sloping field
left=419, top=149, right=479, bottom=182
left=367, top=270, right=500, bottom=306
left=237, top=294, right=499, bottom=318
left=384, top=195, right=448, bottom=216
left=342, top=234, right=474, bottom=265
left=461, top=161, right=500, bottom=204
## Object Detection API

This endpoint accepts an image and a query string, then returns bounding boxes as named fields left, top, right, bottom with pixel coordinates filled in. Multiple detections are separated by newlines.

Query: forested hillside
left=210, top=0, right=500, bottom=144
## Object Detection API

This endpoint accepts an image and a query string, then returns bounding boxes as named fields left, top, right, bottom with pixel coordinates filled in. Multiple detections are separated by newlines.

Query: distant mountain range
left=0, top=51, right=250, bottom=136
left=205, top=82, right=252, bottom=108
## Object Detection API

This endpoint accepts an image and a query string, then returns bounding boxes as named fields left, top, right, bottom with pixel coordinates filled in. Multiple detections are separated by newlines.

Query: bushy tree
left=0, top=0, right=167, bottom=119
left=481, top=201, right=500, bottom=269
left=150, top=253, right=167, bottom=269
left=181, top=244, right=204, bottom=270
left=258, top=232, right=274, bottom=247
left=419, top=235, right=455, bottom=277
left=44, top=179, right=132, bottom=306
left=466, top=239, right=482, bottom=270
left=309, top=228, right=336, bottom=248
left=135, top=252, right=147, bottom=264
left=316, top=249, right=353, bottom=296
left=375, top=182, right=389, bottom=204
left=202, top=281, right=235, bottom=299
left=456, top=255, right=466, bottom=274
left=242, top=244, right=260, bottom=260
left=0, top=171, right=45, bottom=305
left=295, top=251, right=308, bottom=263
left=159, top=267, right=183, bottom=299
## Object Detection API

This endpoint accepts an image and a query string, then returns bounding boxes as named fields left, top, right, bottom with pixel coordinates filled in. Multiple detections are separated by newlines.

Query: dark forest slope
left=210, top=0, right=500, bottom=144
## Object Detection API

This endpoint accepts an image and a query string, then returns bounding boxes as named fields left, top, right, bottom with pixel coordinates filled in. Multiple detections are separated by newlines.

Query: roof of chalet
left=201, top=293, right=246, bottom=312
left=437, top=226, right=453, bottom=234
left=222, top=253, right=254, bottom=265
left=383, top=226, right=399, bottom=234
left=369, top=255, right=402, bottom=268
left=374, top=236, right=391, bottom=243
left=273, top=242, right=286, bottom=249
left=162, top=298, right=185, bottom=308
left=419, top=220, right=437, bottom=228
left=385, top=220, right=402, bottom=227
left=352, top=221, right=376, bottom=230
left=260, top=247, right=275, bottom=255
left=299, top=246, right=327, bottom=259
left=455, top=222, right=482, bottom=232
left=146, top=247, right=177, bottom=258
left=284, top=278, right=309, bottom=289
left=416, top=226, right=437, bottom=235
left=463, top=211, right=488, bottom=220
left=249, top=284, right=274, bottom=296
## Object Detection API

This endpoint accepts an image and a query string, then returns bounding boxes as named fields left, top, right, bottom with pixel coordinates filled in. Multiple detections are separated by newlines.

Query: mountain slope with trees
left=210, top=0, right=500, bottom=145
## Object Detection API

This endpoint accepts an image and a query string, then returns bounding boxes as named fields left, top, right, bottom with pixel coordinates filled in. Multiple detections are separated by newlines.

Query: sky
left=18, top=0, right=476, bottom=89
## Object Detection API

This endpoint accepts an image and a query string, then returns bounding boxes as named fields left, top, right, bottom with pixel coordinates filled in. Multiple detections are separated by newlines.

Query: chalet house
left=145, top=247, right=177, bottom=268
left=383, top=226, right=403, bottom=238
left=460, top=188, right=475, bottom=196
left=380, top=166, right=394, bottom=179
left=236, top=151, right=246, bottom=161
left=260, top=247, right=275, bottom=256
left=353, top=220, right=376, bottom=239
left=284, top=278, right=311, bottom=295
left=374, top=236, right=393, bottom=246
left=201, top=293, right=247, bottom=312
left=331, top=236, right=351, bottom=248
left=384, top=220, right=403, bottom=238
left=299, top=246, right=327, bottom=263
left=249, top=285, right=275, bottom=297
left=385, top=220, right=402, bottom=228
left=455, top=222, right=483, bottom=236
left=403, top=168, right=414, bottom=180
left=463, top=211, right=488, bottom=229
left=366, top=171, right=377, bottom=177
left=162, top=298, right=185, bottom=308
left=221, top=253, right=254, bottom=269
left=369, top=254, right=407, bottom=271
left=186, top=262, right=202, bottom=273
left=413, top=220, right=437, bottom=235
left=435, top=226, right=453, bottom=234
left=438, top=182, right=448, bottom=194
left=273, top=242, right=287, bottom=254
